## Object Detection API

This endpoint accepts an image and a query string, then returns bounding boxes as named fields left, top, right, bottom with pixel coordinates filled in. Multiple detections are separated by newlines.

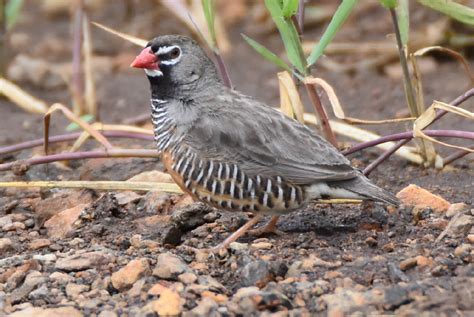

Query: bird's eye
left=170, top=47, right=180, bottom=59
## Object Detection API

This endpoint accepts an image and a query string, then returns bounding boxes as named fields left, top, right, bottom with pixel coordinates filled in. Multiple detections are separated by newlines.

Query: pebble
left=415, top=256, right=432, bottom=267
left=399, top=257, right=418, bottom=271
left=446, top=203, right=468, bottom=218
left=250, top=242, right=273, bottom=250
left=10, top=271, right=46, bottom=304
left=229, top=242, right=248, bottom=251
left=0, top=238, right=14, bottom=253
left=55, top=251, right=114, bottom=272
left=2, top=222, right=25, bottom=231
left=33, top=254, right=57, bottom=264
left=44, top=203, right=89, bottom=239
left=396, top=184, right=450, bottom=213
left=0, top=215, right=12, bottom=227
left=468, top=234, right=474, bottom=244
left=454, top=244, right=472, bottom=258
left=239, top=260, right=273, bottom=287
left=153, top=253, right=189, bottom=280
left=178, top=272, right=197, bottom=285
left=28, top=239, right=52, bottom=250
left=365, top=237, right=378, bottom=247
left=98, top=311, right=118, bottom=317
left=49, top=271, right=74, bottom=284
left=8, top=306, right=83, bottom=317
left=151, top=289, right=182, bottom=316
left=111, top=258, right=150, bottom=291
left=184, top=297, right=218, bottom=317
left=65, top=283, right=90, bottom=298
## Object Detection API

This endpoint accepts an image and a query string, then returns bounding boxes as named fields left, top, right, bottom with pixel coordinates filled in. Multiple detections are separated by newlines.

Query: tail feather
left=328, top=175, right=399, bottom=206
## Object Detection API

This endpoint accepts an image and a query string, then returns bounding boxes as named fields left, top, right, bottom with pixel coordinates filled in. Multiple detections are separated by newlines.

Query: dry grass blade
left=0, top=181, right=182, bottom=193
left=303, top=113, right=423, bottom=164
left=44, top=103, right=113, bottom=154
left=414, top=45, right=474, bottom=85
left=0, top=77, right=48, bottom=114
left=83, top=15, right=96, bottom=117
left=414, top=101, right=474, bottom=153
left=303, top=77, right=416, bottom=124
left=69, top=123, right=153, bottom=152
left=278, top=71, right=304, bottom=123
left=92, top=21, right=147, bottom=47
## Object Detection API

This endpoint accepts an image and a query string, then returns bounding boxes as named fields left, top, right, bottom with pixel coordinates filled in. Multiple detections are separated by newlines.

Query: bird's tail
left=328, top=175, right=399, bottom=206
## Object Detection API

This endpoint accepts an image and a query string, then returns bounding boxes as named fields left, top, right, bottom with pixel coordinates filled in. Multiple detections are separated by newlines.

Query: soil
left=0, top=1, right=473, bottom=316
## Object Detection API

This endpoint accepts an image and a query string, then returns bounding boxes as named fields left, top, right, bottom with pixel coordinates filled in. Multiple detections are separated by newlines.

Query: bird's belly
left=162, top=149, right=306, bottom=214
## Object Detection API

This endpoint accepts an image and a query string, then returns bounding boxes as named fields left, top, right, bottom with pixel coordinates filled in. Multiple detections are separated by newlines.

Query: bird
left=130, top=35, right=399, bottom=250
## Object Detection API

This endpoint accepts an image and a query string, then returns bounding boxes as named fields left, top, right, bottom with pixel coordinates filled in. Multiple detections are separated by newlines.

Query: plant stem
left=363, top=139, right=409, bottom=176
left=390, top=8, right=417, bottom=117
left=71, top=0, right=85, bottom=115
left=304, top=82, right=338, bottom=147
left=361, top=88, right=474, bottom=174
left=443, top=147, right=473, bottom=166
left=0, top=0, right=6, bottom=76
left=0, top=149, right=159, bottom=172
left=213, top=50, right=232, bottom=89
left=0, top=131, right=153, bottom=156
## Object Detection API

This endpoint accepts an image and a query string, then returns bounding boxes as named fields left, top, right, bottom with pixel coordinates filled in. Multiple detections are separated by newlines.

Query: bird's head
left=131, top=35, right=220, bottom=97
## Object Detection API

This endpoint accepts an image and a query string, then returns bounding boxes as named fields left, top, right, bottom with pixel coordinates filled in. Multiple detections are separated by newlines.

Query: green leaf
left=265, top=0, right=284, bottom=17
left=241, top=34, right=292, bottom=73
left=66, top=114, right=95, bottom=132
left=396, top=0, right=409, bottom=46
left=282, top=0, right=299, bottom=18
left=417, top=0, right=474, bottom=26
left=201, top=0, right=217, bottom=48
left=379, top=0, right=397, bottom=9
left=6, top=0, right=24, bottom=29
left=307, top=0, right=358, bottom=66
left=273, top=16, right=307, bottom=74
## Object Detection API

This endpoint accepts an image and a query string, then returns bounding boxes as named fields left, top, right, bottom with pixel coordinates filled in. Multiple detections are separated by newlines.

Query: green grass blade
left=307, top=0, right=358, bottom=66
left=201, top=0, right=216, bottom=48
left=242, top=34, right=292, bottom=73
left=66, top=114, right=95, bottom=132
left=265, top=0, right=284, bottom=17
left=396, top=0, right=409, bottom=46
left=272, top=16, right=307, bottom=74
left=379, top=0, right=397, bottom=9
left=282, top=0, right=299, bottom=18
left=417, top=0, right=474, bottom=26
left=6, top=0, right=24, bottom=29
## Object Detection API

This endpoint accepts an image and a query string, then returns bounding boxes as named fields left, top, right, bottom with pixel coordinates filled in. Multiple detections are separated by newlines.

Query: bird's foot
left=247, top=216, right=283, bottom=237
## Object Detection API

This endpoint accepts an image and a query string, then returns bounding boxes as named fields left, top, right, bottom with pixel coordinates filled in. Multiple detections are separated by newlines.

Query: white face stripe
left=157, top=45, right=182, bottom=66
left=144, top=69, right=163, bottom=77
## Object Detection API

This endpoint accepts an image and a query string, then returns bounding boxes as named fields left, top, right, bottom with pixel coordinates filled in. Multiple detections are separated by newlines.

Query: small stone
left=65, top=283, right=89, bottom=298
left=28, top=284, right=49, bottom=300
left=151, top=289, right=182, bottom=316
left=98, top=311, right=118, bottom=317
left=0, top=238, right=14, bottom=253
left=446, top=203, right=468, bottom=218
left=250, top=241, right=273, bottom=250
left=10, top=271, right=46, bottom=304
left=33, top=253, right=57, bottom=264
left=396, top=184, right=450, bottom=213
left=55, top=251, right=113, bottom=272
left=387, top=262, right=409, bottom=283
left=153, top=253, right=189, bottom=280
left=44, top=203, right=89, bottom=239
left=324, top=271, right=343, bottom=280
left=178, top=272, right=197, bottom=285
left=24, top=218, right=35, bottom=228
left=454, top=244, right=472, bottom=258
left=49, top=271, right=73, bottom=284
left=186, top=297, right=218, bottom=316
left=111, top=258, right=150, bottom=291
left=365, top=237, right=377, bottom=247
left=415, top=255, right=432, bottom=267
left=229, top=242, right=248, bottom=251
left=0, top=215, right=12, bottom=227
left=2, top=221, right=25, bottom=231
left=239, top=260, right=272, bottom=287
left=382, top=242, right=395, bottom=252
left=468, top=234, right=474, bottom=244
left=8, top=306, right=83, bottom=317
left=399, top=257, right=418, bottom=271
left=29, top=238, right=51, bottom=250
left=148, top=283, right=169, bottom=296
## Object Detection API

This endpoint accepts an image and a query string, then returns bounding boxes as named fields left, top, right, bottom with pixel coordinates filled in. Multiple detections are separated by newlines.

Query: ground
left=0, top=1, right=473, bottom=316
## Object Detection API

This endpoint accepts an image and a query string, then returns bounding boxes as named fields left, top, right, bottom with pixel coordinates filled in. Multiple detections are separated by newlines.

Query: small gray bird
left=131, top=35, right=398, bottom=249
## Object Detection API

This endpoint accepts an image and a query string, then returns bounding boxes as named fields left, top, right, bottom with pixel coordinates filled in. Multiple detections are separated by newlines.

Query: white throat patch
left=145, top=69, right=163, bottom=77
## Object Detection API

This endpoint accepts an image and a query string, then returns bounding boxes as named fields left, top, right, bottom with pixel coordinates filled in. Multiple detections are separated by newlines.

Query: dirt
left=1, top=1, right=473, bottom=316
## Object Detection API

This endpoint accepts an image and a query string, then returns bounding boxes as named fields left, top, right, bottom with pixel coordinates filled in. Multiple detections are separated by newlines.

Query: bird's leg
left=248, top=215, right=283, bottom=237
left=211, top=215, right=263, bottom=251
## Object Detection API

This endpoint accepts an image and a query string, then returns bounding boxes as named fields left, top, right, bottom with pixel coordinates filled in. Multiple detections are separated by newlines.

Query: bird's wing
left=179, top=93, right=357, bottom=185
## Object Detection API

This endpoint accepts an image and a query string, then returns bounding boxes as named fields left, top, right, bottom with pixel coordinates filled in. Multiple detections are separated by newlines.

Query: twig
left=212, top=50, right=232, bottom=89
left=0, top=0, right=6, bottom=76
left=0, top=149, right=159, bottom=172
left=304, top=82, right=338, bottom=147
left=0, top=131, right=153, bottom=156
left=362, top=88, right=474, bottom=174
left=343, top=130, right=474, bottom=156
left=71, top=0, right=85, bottom=115
left=443, top=148, right=473, bottom=166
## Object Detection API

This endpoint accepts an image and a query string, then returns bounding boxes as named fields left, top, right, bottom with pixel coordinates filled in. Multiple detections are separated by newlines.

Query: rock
left=33, top=253, right=57, bottom=264
left=396, top=184, right=450, bottom=213
left=2, top=221, right=25, bottom=231
left=55, top=251, right=113, bottom=272
left=287, top=255, right=341, bottom=277
left=415, top=256, right=433, bottom=267
left=196, top=275, right=226, bottom=293
left=446, top=203, right=468, bottom=218
left=387, top=262, right=410, bottom=283
left=8, top=306, right=83, bottom=317
left=229, top=242, right=248, bottom=251
left=365, top=236, right=378, bottom=247
left=151, top=289, right=183, bottom=316
left=184, top=297, right=218, bottom=317
left=44, top=203, right=89, bottom=238
left=171, top=202, right=214, bottom=231
left=250, top=241, right=273, bottom=250
left=98, top=311, right=118, bottom=317
left=0, top=238, right=14, bottom=253
left=49, top=271, right=73, bottom=284
left=153, top=253, right=189, bottom=280
left=65, top=283, right=90, bottom=298
left=28, top=238, right=51, bottom=250
left=399, top=257, right=418, bottom=271
left=7, top=55, right=66, bottom=89
left=178, top=272, right=197, bottom=285
left=148, top=283, right=169, bottom=296
left=127, top=278, right=146, bottom=297
left=4, top=260, right=41, bottom=289
left=468, top=234, right=474, bottom=244
left=239, top=260, right=273, bottom=287
left=0, top=215, right=12, bottom=227
left=28, top=284, right=49, bottom=300
left=128, top=170, right=174, bottom=183
left=10, top=271, right=46, bottom=304
left=114, top=191, right=142, bottom=206
left=454, top=244, right=472, bottom=258
left=111, top=258, right=150, bottom=291
left=232, top=287, right=291, bottom=315
left=436, top=214, right=474, bottom=242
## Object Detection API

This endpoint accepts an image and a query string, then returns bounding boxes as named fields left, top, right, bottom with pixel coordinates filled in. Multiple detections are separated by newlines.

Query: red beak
left=130, top=47, right=159, bottom=70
